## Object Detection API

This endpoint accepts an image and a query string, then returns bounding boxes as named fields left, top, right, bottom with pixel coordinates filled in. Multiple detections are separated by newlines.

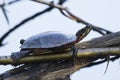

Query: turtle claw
left=11, top=50, right=30, bottom=61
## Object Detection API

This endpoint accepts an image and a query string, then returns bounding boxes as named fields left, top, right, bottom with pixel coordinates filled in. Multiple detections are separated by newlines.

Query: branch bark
left=76, top=31, right=120, bottom=49
left=0, top=47, right=120, bottom=65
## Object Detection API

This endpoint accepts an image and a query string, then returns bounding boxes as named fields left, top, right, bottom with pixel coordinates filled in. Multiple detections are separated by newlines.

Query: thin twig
left=84, top=56, right=119, bottom=68
left=0, top=3, right=9, bottom=24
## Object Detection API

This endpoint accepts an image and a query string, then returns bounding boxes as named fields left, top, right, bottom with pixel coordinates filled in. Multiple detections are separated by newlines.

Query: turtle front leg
left=71, top=46, right=78, bottom=66
left=11, top=50, right=30, bottom=61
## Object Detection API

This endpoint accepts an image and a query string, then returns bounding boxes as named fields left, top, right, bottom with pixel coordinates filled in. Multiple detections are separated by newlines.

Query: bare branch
left=77, top=31, right=120, bottom=49
left=0, top=0, right=67, bottom=47
left=85, top=56, right=119, bottom=68
left=34, top=0, right=112, bottom=35
left=0, top=1, right=119, bottom=80
left=0, top=47, right=119, bottom=65
left=0, top=8, right=50, bottom=46
left=0, top=47, right=120, bottom=79
left=0, top=31, right=120, bottom=65
left=0, top=31, right=120, bottom=79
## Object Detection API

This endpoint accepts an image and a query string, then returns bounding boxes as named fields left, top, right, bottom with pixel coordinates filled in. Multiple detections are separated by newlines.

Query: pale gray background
left=0, top=0, right=120, bottom=80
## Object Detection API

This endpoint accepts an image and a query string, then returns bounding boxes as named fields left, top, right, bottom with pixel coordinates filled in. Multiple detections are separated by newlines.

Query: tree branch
left=76, top=31, right=120, bottom=49
left=84, top=56, right=119, bottom=68
left=0, top=31, right=120, bottom=80
left=0, top=0, right=112, bottom=46
left=0, top=47, right=120, bottom=80
left=0, top=47, right=120, bottom=65
left=0, top=1, right=119, bottom=80
left=34, top=0, right=112, bottom=35
left=0, top=0, right=67, bottom=47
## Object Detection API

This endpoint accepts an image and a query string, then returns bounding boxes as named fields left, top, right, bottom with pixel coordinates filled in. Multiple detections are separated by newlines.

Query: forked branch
left=33, top=0, right=112, bottom=35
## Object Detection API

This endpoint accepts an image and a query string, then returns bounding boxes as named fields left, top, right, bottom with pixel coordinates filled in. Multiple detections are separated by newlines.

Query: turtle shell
left=20, top=31, right=77, bottom=49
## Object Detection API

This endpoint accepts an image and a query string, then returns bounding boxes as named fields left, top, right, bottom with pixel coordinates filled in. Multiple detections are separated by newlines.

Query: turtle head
left=20, top=39, right=25, bottom=44
left=75, top=25, right=92, bottom=43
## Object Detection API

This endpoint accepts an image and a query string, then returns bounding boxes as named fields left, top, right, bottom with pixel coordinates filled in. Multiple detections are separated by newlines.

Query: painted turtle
left=11, top=25, right=91, bottom=61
